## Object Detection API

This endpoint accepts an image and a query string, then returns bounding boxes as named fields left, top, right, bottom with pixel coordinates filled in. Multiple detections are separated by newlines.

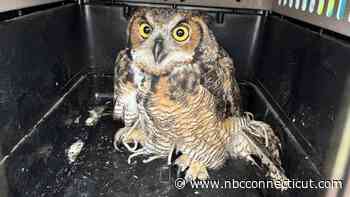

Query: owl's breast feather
left=130, top=63, right=144, bottom=87
left=138, top=76, right=231, bottom=168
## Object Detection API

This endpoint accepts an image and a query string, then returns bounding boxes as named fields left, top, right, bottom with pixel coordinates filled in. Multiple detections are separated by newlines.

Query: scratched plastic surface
left=0, top=74, right=322, bottom=197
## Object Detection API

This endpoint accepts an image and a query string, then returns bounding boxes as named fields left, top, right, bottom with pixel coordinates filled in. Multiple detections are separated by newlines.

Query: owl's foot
left=114, top=127, right=138, bottom=152
left=127, top=148, right=148, bottom=164
left=175, top=155, right=191, bottom=171
left=142, top=155, right=164, bottom=163
left=185, top=160, right=209, bottom=181
left=114, top=120, right=145, bottom=152
left=127, top=149, right=164, bottom=165
left=175, top=155, right=209, bottom=181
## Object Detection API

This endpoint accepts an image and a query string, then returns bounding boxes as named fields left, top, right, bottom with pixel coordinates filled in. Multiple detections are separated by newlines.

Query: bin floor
left=2, top=75, right=320, bottom=197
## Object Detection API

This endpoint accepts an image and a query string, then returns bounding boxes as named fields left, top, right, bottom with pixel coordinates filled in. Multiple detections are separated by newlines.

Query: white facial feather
left=131, top=15, right=194, bottom=71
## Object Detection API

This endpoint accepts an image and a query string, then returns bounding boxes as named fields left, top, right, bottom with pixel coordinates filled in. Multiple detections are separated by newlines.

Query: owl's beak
left=153, top=37, right=166, bottom=64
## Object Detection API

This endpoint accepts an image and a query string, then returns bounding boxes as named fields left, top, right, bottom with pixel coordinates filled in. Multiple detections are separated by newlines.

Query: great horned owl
left=113, top=7, right=287, bottom=184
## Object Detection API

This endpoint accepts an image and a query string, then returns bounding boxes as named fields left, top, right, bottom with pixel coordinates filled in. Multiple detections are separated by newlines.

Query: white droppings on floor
left=85, top=106, right=106, bottom=126
left=66, top=139, right=84, bottom=164
left=74, top=115, right=81, bottom=124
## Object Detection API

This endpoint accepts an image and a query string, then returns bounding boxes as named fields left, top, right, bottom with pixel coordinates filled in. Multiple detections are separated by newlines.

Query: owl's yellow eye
left=172, top=25, right=190, bottom=42
left=139, top=22, right=152, bottom=39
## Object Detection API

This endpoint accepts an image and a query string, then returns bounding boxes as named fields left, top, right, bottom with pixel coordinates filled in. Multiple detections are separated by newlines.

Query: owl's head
left=127, top=7, right=219, bottom=76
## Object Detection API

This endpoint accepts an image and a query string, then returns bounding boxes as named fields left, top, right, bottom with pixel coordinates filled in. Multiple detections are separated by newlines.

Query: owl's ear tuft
left=204, top=13, right=215, bottom=26
left=191, top=10, right=212, bottom=26
left=123, top=6, right=141, bottom=20
left=201, top=12, right=213, bottom=25
left=191, top=15, right=219, bottom=61
left=126, top=7, right=145, bottom=48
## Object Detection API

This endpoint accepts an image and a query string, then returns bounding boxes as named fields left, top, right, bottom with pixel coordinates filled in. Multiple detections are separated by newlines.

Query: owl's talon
left=185, top=160, right=209, bottom=181
left=123, top=139, right=139, bottom=152
left=175, top=155, right=191, bottom=172
left=114, top=140, right=121, bottom=151
left=114, top=127, right=130, bottom=151
left=114, top=120, right=146, bottom=152
left=197, top=170, right=209, bottom=180
left=244, top=112, right=254, bottom=120
left=246, top=155, right=259, bottom=167
left=127, top=149, right=148, bottom=165
left=142, top=155, right=163, bottom=163
left=167, top=143, right=176, bottom=165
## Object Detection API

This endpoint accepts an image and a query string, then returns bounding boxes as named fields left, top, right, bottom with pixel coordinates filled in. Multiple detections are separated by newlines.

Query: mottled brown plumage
left=113, top=7, right=287, bottom=186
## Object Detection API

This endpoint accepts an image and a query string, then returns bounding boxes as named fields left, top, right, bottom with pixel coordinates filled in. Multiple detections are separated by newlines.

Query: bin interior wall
left=256, top=16, right=350, bottom=175
left=0, top=4, right=89, bottom=160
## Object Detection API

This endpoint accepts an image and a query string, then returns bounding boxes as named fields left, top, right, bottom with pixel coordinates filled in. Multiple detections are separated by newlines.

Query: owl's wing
left=227, top=115, right=288, bottom=189
left=199, top=48, right=241, bottom=119
left=113, top=49, right=138, bottom=127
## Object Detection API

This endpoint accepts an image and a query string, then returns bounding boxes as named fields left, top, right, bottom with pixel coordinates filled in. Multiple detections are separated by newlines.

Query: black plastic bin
left=0, top=2, right=349, bottom=197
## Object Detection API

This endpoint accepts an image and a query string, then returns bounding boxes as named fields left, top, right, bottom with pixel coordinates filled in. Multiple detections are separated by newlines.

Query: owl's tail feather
left=224, top=113, right=289, bottom=191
